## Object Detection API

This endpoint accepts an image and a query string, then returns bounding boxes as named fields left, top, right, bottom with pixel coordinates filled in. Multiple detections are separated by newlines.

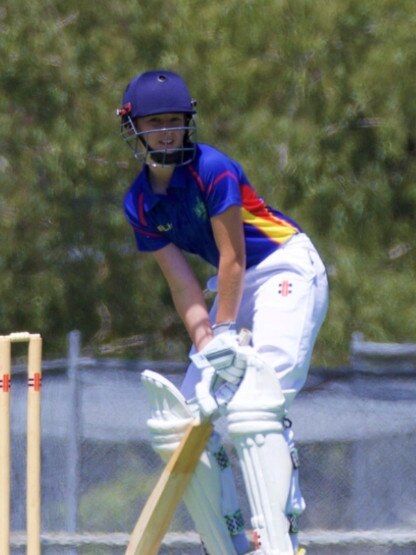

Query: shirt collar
left=139, top=166, right=187, bottom=211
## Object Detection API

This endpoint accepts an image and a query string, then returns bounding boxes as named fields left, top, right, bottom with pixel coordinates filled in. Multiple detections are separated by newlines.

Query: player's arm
left=153, top=243, right=213, bottom=351
left=210, top=205, right=246, bottom=325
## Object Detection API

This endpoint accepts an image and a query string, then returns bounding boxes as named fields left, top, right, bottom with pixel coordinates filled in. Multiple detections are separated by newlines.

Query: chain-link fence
left=8, top=331, right=416, bottom=554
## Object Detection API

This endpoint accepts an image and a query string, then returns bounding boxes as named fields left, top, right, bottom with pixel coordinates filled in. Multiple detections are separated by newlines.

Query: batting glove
left=191, top=324, right=252, bottom=416
left=191, top=322, right=250, bottom=382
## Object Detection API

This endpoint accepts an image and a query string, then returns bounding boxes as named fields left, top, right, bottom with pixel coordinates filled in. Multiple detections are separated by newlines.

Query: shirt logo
left=193, top=198, right=208, bottom=220
left=157, top=223, right=173, bottom=232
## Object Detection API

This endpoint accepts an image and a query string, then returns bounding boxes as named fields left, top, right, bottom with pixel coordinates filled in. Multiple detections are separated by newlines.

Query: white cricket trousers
left=181, top=232, right=329, bottom=407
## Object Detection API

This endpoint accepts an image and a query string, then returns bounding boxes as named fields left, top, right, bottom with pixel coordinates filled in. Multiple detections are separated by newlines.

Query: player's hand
left=191, top=324, right=252, bottom=417
left=191, top=322, right=250, bottom=381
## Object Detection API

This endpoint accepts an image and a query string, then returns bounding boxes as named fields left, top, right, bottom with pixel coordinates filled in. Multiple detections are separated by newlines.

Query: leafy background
left=1, top=0, right=415, bottom=365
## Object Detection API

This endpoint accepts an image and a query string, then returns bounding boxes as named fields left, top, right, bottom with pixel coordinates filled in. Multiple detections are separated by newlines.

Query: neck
left=148, top=164, right=175, bottom=194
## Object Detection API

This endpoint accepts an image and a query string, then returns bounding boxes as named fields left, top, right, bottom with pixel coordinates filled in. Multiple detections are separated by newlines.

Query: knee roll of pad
left=142, top=369, right=194, bottom=460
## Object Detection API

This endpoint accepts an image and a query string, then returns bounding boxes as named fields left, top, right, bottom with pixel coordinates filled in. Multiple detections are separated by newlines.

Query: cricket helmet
left=117, top=70, right=197, bottom=167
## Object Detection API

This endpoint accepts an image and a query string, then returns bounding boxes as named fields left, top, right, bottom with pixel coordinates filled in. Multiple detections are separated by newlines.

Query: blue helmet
left=122, top=70, right=197, bottom=118
left=117, top=70, right=197, bottom=167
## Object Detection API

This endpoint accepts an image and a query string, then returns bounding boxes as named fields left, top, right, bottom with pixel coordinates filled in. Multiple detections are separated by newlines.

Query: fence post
left=67, top=330, right=81, bottom=547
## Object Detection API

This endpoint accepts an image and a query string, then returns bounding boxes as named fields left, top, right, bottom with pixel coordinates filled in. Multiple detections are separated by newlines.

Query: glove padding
left=191, top=326, right=250, bottom=379
left=191, top=326, right=252, bottom=417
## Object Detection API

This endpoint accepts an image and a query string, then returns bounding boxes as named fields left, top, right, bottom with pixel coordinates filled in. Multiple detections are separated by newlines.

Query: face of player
left=135, top=113, right=186, bottom=153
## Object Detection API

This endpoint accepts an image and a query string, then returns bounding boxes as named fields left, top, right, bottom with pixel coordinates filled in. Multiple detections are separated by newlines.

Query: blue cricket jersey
left=123, top=143, right=302, bottom=269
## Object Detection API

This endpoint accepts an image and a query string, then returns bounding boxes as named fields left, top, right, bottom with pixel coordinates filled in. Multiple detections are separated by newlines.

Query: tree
left=0, top=0, right=414, bottom=362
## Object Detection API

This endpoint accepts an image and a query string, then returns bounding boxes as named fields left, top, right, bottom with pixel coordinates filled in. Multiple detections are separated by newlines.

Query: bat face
left=125, top=421, right=213, bottom=555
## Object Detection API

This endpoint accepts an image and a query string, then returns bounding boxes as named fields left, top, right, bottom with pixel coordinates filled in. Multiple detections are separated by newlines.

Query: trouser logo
left=279, top=280, right=292, bottom=296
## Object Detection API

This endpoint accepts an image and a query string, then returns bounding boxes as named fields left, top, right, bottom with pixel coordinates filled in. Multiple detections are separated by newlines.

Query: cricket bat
left=125, top=420, right=213, bottom=555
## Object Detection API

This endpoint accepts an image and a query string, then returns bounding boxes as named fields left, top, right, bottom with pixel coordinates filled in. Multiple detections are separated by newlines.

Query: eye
left=170, top=116, right=184, bottom=125
left=145, top=117, right=164, bottom=128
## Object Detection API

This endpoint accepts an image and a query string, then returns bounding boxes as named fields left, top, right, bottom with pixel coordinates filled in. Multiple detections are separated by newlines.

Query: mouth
left=159, top=138, right=178, bottom=151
